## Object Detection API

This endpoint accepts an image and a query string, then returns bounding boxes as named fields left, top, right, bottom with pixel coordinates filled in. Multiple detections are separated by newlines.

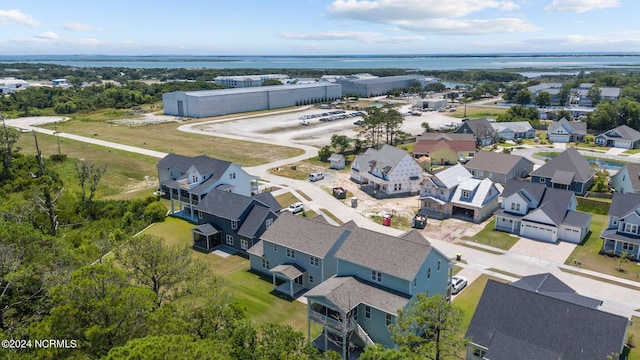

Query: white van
left=309, top=172, right=324, bottom=182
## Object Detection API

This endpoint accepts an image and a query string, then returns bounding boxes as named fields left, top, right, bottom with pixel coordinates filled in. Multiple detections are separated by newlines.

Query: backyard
left=142, top=217, right=320, bottom=336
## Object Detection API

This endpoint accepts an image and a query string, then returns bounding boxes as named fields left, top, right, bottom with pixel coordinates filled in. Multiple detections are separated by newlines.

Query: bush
left=143, top=201, right=167, bottom=223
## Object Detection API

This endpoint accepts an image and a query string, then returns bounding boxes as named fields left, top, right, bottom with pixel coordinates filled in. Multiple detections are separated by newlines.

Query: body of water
left=1, top=53, right=640, bottom=70
left=537, top=153, right=625, bottom=171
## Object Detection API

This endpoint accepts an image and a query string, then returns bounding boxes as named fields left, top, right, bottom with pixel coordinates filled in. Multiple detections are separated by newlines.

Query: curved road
left=5, top=114, right=640, bottom=320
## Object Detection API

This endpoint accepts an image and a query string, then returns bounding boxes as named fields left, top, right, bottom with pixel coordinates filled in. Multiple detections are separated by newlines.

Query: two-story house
left=466, top=274, right=629, bottom=360
left=610, top=163, right=640, bottom=194
left=157, top=154, right=260, bottom=220
left=419, top=164, right=503, bottom=222
left=350, top=144, right=423, bottom=198
left=546, top=118, right=587, bottom=143
left=305, top=223, right=451, bottom=359
left=191, top=189, right=281, bottom=254
left=529, top=147, right=594, bottom=195
left=601, top=192, right=640, bottom=260
left=454, top=118, right=497, bottom=147
left=412, top=132, right=477, bottom=166
left=247, top=213, right=351, bottom=298
left=464, top=151, right=534, bottom=184
left=495, top=180, right=591, bottom=243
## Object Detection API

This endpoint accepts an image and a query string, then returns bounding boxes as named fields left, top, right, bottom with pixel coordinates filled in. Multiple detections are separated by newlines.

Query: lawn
left=142, top=217, right=319, bottom=334
left=462, top=218, right=519, bottom=250
left=565, top=214, right=640, bottom=282
left=40, top=112, right=304, bottom=167
left=450, top=104, right=508, bottom=119
left=16, top=132, right=159, bottom=197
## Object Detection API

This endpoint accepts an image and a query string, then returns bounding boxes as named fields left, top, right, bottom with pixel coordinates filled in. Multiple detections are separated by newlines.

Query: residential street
left=6, top=113, right=640, bottom=320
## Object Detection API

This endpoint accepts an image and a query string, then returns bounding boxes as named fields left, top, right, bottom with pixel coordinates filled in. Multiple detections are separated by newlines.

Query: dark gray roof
left=522, top=188, right=574, bottom=226
left=270, top=264, right=306, bottom=280
left=551, top=170, right=575, bottom=185
left=304, top=276, right=411, bottom=315
left=191, top=223, right=219, bottom=236
left=464, top=151, right=533, bottom=175
left=530, top=147, right=594, bottom=183
left=511, top=273, right=601, bottom=308
left=563, top=210, right=592, bottom=228
left=609, top=192, right=640, bottom=218
left=335, top=226, right=433, bottom=281
left=237, top=206, right=271, bottom=238
left=601, top=228, right=640, bottom=245
left=195, top=189, right=280, bottom=220
left=485, top=332, right=562, bottom=360
left=253, top=192, right=282, bottom=211
left=548, top=118, right=587, bottom=136
left=260, top=213, right=349, bottom=258
left=502, top=179, right=547, bottom=204
left=455, top=118, right=495, bottom=137
left=157, top=153, right=231, bottom=174
left=466, top=280, right=629, bottom=360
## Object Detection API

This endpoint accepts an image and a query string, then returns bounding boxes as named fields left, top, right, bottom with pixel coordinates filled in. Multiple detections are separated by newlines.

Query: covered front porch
left=359, top=174, right=389, bottom=199
left=270, top=264, right=307, bottom=298
left=601, top=236, right=640, bottom=259
left=418, top=196, right=449, bottom=220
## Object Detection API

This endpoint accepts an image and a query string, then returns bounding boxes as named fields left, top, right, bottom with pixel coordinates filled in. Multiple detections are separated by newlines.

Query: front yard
left=462, top=218, right=519, bottom=250
left=142, top=217, right=319, bottom=334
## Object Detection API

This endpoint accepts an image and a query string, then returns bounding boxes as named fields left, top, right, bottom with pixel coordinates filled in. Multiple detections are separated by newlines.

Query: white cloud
left=544, top=0, right=620, bottom=13
left=0, top=9, right=40, bottom=26
left=63, top=22, right=94, bottom=32
left=36, top=31, right=58, bottom=40
left=326, top=0, right=536, bottom=35
left=280, top=30, right=425, bottom=43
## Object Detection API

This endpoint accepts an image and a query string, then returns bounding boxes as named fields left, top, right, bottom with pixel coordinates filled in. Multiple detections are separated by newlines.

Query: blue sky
left=1, top=0, right=637, bottom=55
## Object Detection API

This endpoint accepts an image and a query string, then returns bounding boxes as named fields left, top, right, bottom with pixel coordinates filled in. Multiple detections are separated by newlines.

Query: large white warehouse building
left=163, top=83, right=342, bottom=118
left=335, top=74, right=439, bottom=97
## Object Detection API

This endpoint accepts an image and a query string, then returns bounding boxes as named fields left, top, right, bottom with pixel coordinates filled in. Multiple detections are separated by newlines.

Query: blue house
left=191, top=189, right=281, bottom=254
left=304, top=222, right=452, bottom=358
left=529, top=147, right=594, bottom=195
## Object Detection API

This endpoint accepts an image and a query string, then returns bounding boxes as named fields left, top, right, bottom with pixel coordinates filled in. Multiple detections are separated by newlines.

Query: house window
left=413, top=278, right=417, bottom=287
left=371, top=270, right=382, bottom=283
left=540, top=178, right=546, bottom=183
left=262, top=258, right=270, bottom=269
left=309, top=256, right=320, bottom=267
left=624, top=223, right=638, bottom=235
left=437, top=260, right=441, bottom=271
left=385, top=314, right=393, bottom=326
left=198, top=211, right=202, bottom=219
left=241, top=239, right=249, bottom=250
left=273, top=244, right=277, bottom=252
left=427, top=267, right=431, bottom=279
left=623, top=243, right=635, bottom=251
left=229, top=172, right=236, bottom=180
left=309, top=275, right=314, bottom=284
left=225, top=235, right=234, bottom=245
left=472, top=348, right=487, bottom=358
left=231, top=220, right=237, bottom=230
left=612, top=217, right=618, bottom=226
left=461, top=190, right=471, bottom=198
left=510, top=203, right=520, bottom=211
left=365, top=305, right=371, bottom=319
left=265, top=218, right=274, bottom=229
left=286, top=248, right=295, bottom=259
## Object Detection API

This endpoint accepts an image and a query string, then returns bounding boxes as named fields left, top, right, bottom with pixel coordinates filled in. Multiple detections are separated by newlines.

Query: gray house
left=547, top=118, right=587, bottom=143
left=464, top=151, right=534, bottom=184
left=454, top=118, right=497, bottom=147
left=192, top=189, right=281, bottom=254
left=601, top=192, right=640, bottom=260
left=529, top=147, right=594, bottom=195
left=466, top=274, right=629, bottom=360
left=610, top=163, right=640, bottom=194
left=491, top=121, right=536, bottom=140
left=595, top=125, right=640, bottom=149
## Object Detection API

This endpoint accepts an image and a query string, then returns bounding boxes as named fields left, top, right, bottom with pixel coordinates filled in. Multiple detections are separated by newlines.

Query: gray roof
left=502, top=179, right=547, bottom=204
left=466, top=279, right=629, bottom=360
left=563, top=210, right=592, bottom=228
left=260, top=213, right=349, bottom=258
left=597, top=125, right=640, bottom=142
left=304, top=276, right=411, bottom=315
left=195, top=189, right=280, bottom=220
left=237, top=206, right=271, bottom=238
left=522, top=188, right=574, bottom=226
left=339, top=74, right=425, bottom=85
left=179, top=82, right=340, bottom=97
left=600, top=87, right=621, bottom=98
left=270, top=264, right=306, bottom=280
left=352, top=144, right=410, bottom=175
left=430, top=164, right=473, bottom=189
left=455, top=118, right=495, bottom=137
left=491, top=121, right=534, bottom=134
left=601, top=228, right=640, bottom=245
left=328, top=153, right=345, bottom=162
left=548, top=118, right=587, bottom=136
left=511, top=273, right=602, bottom=308
left=451, top=178, right=503, bottom=208
left=530, top=147, right=594, bottom=183
left=192, top=223, right=219, bottom=236
left=464, top=151, right=533, bottom=175
left=551, top=170, right=575, bottom=185
left=335, top=225, right=433, bottom=281
left=158, top=153, right=231, bottom=175
left=609, top=192, right=640, bottom=218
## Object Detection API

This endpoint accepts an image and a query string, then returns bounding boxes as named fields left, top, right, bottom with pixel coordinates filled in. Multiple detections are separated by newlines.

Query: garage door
left=521, top=223, right=555, bottom=243
left=559, top=226, right=582, bottom=243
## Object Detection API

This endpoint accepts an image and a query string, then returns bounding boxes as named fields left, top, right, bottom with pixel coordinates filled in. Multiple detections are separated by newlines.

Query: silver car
left=451, top=275, right=468, bottom=295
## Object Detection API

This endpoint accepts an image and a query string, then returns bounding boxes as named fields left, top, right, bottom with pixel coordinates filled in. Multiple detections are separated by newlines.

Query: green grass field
left=463, top=219, right=519, bottom=250
left=142, top=217, right=319, bottom=335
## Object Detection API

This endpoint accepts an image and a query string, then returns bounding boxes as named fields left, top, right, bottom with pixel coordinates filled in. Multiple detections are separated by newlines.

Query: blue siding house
left=529, top=147, right=594, bottom=195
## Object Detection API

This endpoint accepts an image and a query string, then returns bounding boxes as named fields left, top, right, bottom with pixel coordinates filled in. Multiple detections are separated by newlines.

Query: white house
left=350, top=145, right=423, bottom=198
left=495, top=180, right=592, bottom=244
left=491, top=121, right=536, bottom=141
left=328, top=153, right=345, bottom=170
left=610, top=163, right=640, bottom=194
left=0, top=78, right=28, bottom=94
left=547, top=118, right=587, bottom=143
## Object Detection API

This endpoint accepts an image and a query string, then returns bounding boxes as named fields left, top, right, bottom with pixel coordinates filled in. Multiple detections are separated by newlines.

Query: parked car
left=309, top=172, right=324, bottom=182
left=286, top=202, right=304, bottom=214
left=300, top=119, right=309, bottom=126
left=451, top=275, right=468, bottom=295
